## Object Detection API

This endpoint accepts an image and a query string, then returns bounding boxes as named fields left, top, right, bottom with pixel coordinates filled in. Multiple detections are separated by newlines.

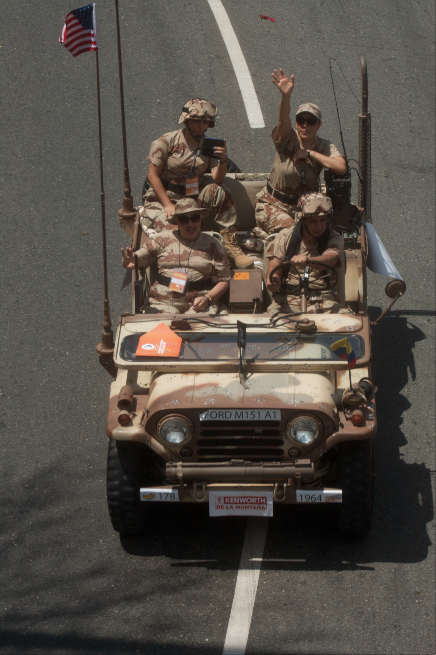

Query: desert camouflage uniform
left=135, top=230, right=231, bottom=314
left=143, top=129, right=237, bottom=232
left=255, top=126, right=342, bottom=235
left=266, top=224, right=352, bottom=314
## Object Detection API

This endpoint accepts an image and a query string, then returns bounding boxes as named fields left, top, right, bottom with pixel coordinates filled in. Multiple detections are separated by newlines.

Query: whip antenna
left=329, top=59, right=348, bottom=161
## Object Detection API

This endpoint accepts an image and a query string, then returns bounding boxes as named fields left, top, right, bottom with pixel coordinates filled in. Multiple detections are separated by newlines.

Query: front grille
left=195, top=427, right=285, bottom=461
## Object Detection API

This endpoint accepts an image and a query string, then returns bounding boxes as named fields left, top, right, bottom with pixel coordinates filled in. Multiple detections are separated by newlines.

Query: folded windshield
left=119, top=333, right=364, bottom=363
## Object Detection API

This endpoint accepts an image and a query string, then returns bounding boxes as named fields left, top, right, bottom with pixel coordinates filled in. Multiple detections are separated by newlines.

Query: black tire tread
left=107, top=440, right=148, bottom=535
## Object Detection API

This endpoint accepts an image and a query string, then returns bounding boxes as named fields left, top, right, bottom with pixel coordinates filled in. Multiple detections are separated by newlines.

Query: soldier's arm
left=210, top=139, right=228, bottom=185
left=272, top=69, right=294, bottom=139
left=148, top=163, right=176, bottom=218
left=192, top=281, right=229, bottom=311
left=267, top=258, right=283, bottom=292
left=294, top=251, right=340, bottom=268
left=294, top=150, right=347, bottom=175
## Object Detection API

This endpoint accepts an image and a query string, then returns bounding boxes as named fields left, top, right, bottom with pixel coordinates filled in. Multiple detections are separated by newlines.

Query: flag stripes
left=59, top=4, right=98, bottom=58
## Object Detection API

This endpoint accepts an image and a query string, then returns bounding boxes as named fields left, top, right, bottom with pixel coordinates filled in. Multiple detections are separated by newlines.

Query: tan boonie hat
left=298, top=192, right=332, bottom=216
left=178, top=99, right=218, bottom=127
left=296, top=103, right=322, bottom=122
left=167, top=198, right=209, bottom=225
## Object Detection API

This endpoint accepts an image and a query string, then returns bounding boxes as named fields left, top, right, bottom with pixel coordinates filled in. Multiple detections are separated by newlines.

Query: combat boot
left=220, top=226, right=254, bottom=269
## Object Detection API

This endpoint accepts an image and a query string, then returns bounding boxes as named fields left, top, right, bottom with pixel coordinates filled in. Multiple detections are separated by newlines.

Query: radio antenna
left=115, top=0, right=136, bottom=221
left=329, top=59, right=348, bottom=161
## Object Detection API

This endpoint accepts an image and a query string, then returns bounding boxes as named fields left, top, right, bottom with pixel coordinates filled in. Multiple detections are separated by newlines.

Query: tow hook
left=274, top=481, right=288, bottom=502
left=193, top=480, right=207, bottom=502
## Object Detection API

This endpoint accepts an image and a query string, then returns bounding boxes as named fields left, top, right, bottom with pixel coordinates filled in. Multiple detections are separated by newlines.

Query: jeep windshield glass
left=119, top=333, right=364, bottom=362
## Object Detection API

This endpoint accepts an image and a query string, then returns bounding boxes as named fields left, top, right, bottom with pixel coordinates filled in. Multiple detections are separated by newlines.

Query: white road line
left=206, top=0, right=265, bottom=129
left=222, top=517, right=269, bottom=655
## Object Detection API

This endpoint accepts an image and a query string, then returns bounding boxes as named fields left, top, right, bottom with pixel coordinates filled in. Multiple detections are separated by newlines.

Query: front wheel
left=336, top=438, right=374, bottom=539
left=107, top=440, right=149, bottom=535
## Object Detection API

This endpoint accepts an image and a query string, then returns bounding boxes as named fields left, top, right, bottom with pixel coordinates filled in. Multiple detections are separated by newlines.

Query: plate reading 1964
left=199, top=409, right=281, bottom=422
left=296, top=489, right=342, bottom=503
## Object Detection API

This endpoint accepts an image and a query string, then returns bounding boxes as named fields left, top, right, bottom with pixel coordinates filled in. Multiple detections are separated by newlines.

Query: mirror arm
left=371, top=292, right=403, bottom=328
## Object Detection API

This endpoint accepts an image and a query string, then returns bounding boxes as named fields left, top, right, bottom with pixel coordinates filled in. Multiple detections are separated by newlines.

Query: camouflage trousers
left=142, top=283, right=222, bottom=315
left=268, top=292, right=353, bottom=315
left=142, top=181, right=237, bottom=233
left=254, top=188, right=297, bottom=235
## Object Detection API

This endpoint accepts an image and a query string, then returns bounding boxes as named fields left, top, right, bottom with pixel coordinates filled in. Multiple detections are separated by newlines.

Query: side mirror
left=372, top=278, right=407, bottom=328
left=385, top=279, right=406, bottom=299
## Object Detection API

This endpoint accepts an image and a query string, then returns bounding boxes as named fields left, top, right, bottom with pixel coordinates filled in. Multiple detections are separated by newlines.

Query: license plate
left=200, top=409, right=281, bottom=422
left=209, top=491, right=273, bottom=516
left=296, top=489, right=342, bottom=503
left=140, top=488, right=179, bottom=502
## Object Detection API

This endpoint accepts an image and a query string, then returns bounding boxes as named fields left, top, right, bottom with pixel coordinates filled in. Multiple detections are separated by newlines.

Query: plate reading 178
left=140, top=488, right=179, bottom=502
left=200, top=409, right=281, bottom=421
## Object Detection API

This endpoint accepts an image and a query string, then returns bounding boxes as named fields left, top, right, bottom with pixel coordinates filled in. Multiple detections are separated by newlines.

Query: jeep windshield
left=119, top=332, right=364, bottom=362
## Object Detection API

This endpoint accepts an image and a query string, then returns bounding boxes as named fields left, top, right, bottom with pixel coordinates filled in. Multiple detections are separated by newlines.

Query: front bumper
left=165, top=459, right=315, bottom=483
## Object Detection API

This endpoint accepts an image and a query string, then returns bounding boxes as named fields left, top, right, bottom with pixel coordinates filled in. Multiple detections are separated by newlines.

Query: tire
left=107, top=439, right=149, bottom=535
left=336, top=438, right=374, bottom=539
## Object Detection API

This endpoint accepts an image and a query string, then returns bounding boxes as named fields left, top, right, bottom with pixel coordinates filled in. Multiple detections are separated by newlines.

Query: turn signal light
left=350, top=410, right=364, bottom=426
left=118, top=410, right=131, bottom=426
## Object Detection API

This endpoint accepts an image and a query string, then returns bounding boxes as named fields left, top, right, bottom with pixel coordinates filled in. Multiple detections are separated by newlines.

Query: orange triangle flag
left=135, top=323, right=182, bottom=358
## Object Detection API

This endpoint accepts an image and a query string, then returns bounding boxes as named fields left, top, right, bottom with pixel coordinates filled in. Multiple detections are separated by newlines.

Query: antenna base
left=118, top=206, right=137, bottom=221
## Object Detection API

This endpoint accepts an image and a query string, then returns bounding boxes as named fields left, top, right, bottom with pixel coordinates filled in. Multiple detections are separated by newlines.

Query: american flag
left=59, top=4, right=98, bottom=57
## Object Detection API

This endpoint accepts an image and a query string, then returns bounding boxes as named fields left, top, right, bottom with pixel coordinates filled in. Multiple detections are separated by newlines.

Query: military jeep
left=104, top=57, right=405, bottom=539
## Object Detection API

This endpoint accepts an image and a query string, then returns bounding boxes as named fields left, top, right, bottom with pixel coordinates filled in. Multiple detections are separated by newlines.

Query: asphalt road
left=0, top=1, right=435, bottom=653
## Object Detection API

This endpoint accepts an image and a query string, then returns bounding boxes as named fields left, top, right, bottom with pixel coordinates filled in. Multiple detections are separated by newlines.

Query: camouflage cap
left=167, top=198, right=209, bottom=225
left=298, top=192, right=332, bottom=216
left=178, top=99, right=218, bottom=128
left=295, top=103, right=322, bottom=122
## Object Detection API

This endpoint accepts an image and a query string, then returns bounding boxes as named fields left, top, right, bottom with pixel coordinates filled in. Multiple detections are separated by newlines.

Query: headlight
left=286, top=416, right=320, bottom=445
left=158, top=416, right=193, bottom=445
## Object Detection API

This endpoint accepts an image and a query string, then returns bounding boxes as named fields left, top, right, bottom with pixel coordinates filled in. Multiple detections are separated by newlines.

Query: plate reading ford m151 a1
left=199, top=409, right=281, bottom=422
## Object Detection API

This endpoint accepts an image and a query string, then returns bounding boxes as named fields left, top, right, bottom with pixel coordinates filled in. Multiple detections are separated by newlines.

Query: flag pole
left=95, top=49, right=115, bottom=359
left=115, top=0, right=136, bottom=221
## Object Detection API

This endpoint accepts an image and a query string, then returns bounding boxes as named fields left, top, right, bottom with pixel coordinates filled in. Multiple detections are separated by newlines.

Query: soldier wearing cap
left=142, top=98, right=253, bottom=269
left=266, top=192, right=352, bottom=315
left=254, top=70, right=347, bottom=237
left=122, top=198, right=231, bottom=315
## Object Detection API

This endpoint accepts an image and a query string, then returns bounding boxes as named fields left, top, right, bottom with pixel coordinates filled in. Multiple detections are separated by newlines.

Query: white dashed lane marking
left=222, top=517, right=269, bottom=654
left=206, top=0, right=265, bottom=129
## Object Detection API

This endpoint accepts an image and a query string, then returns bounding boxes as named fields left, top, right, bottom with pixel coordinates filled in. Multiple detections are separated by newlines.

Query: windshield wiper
left=237, top=320, right=249, bottom=389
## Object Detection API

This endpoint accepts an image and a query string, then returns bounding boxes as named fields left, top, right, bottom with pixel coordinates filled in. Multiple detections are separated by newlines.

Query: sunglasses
left=177, top=213, right=201, bottom=225
left=296, top=115, right=318, bottom=126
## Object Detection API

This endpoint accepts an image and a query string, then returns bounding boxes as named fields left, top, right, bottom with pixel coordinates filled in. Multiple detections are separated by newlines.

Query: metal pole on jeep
left=114, top=0, right=136, bottom=223
left=358, top=55, right=372, bottom=223
left=95, top=49, right=115, bottom=368
left=114, top=0, right=142, bottom=315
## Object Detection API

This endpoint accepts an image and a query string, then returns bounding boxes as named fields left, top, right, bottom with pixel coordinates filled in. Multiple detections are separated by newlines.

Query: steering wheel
left=269, top=259, right=339, bottom=295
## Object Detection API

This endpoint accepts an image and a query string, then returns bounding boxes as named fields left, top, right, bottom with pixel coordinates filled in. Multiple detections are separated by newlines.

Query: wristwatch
left=307, top=150, right=312, bottom=158
left=204, top=294, right=212, bottom=304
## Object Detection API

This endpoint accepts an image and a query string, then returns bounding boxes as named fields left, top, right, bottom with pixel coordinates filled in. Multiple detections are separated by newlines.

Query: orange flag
left=135, top=323, right=182, bottom=358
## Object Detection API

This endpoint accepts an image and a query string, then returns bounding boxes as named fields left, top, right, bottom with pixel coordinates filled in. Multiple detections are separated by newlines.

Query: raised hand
left=121, top=247, right=136, bottom=269
left=271, top=69, right=295, bottom=96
